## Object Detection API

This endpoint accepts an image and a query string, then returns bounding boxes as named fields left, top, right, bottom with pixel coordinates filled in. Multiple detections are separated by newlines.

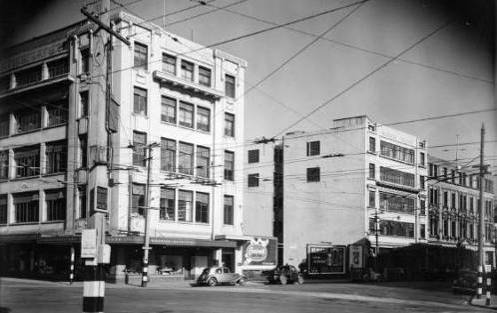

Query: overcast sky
left=2, top=0, right=495, bottom=166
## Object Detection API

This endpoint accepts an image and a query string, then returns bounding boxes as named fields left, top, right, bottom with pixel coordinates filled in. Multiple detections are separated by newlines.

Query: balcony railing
left=47, top=59, right=69, bottom=78
left=16, top=66, right=42, bottom=88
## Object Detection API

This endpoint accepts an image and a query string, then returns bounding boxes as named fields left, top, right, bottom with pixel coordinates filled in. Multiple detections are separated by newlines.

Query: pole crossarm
left=81, top=7, right=131, bottom=46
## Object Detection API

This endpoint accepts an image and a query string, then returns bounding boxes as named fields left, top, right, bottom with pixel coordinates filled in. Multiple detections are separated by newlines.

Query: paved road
left=0, top=278, right=488, bottom=313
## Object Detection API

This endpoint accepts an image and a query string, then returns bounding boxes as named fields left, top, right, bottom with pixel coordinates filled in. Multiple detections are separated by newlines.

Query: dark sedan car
left=264, top=264, right=304, bottom=285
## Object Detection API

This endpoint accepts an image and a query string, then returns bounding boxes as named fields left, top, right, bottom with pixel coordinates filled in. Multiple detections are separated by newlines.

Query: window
left=133, top=87, right=147, bottom=115
left=420, top=224, right=426, bottom=239
left=225, top=74, right=235, bottom=98
left=80, top=91, right=89, bottom=117
left=379, top=192, right=415, bottom=214
left=132, top=131, right=147, bottom=167
left=0, top=114, right=9, bottom=137
left=443, top=191, right=448, bottom=207
left=451, top=169, right=455, bottom=183
left=198, top=67, right=211, bottom=87
left=433, top=165, right=438, bottom=178
left=15, top=108, right=41, bottom=133
left=178, top=142, right=193, bottom=175
left=420, top=175, right=425, bottom=189
left=79, top=186, right=87, bottom=218
left=131, top=184, right=145, bottom=215
left=46, top=141, right=67, bottom=174
left=46, top=189, right=65, bottom=221
left=134, top=42, right=148, bottom=70
left=0, top=150, right=8, bottom=180
left=369, top=137, right=376, bottom=153
left=0, top=195, right=7, bottom=224
left=79, top=135, right=88, bottom=168
left=160, top=188, right=175, bottom=220
left=16, top=65, right=41, bottom=87
left=224, top=195, right=234, bottom=225
left=306, top=141, right=320, bottom=156
left=196, top=146, right=210, bottom=178
left=196, top=107, right=210, bottom=131
left=224, top=113, right=235, bottom=137
left=80, top=48, right=90, bottom=73
left=451, top=193, right=456, bottom=209
left=224, top=151, right=234, bottom=181
left=248, top=149, right=260, bottom=164
left=369, top=163, right=375, bottom=180
left=47, top=58, right=68, bottom=78
left=248, top=173, right=259, bottom=187
left=161, top=96, right=176, bottom=124
left=443, top=167, right=448, bottom=178
left=47, top=100, right=68, bottom=127
left=162, top=53, right=176, bottom=74
left=369, top=190, right=375, bottom=208
left=179, top=101, right=194, bottom=128
left=420, top=200, right=426, bottom=215
left=14, top=146, right=40, bottom=178
left=380, top=166, right=415, bottom=187
left=178, top=190, right=193, bottom=222
left=181, top=60, right=194, bottom=81
left=195, top=192, right=209, bottom=223
left=306, top=167, right=320, bottom=182
left=420, top=152, right=425, bottom=166
left=373, top=219, right=414, bottom=238
left=14, top=192, right=39, bottom=223
left=380, top=141, right=414, bottom=164
left=160, top=138, right=176, bottom=172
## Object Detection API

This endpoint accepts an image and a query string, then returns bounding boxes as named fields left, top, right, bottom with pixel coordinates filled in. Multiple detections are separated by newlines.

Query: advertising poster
left=307, top=245, right=346, bottom=274
left=242, top=237, right=277, bottom=267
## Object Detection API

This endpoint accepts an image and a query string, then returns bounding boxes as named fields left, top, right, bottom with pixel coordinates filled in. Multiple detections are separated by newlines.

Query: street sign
left=81, top=229, right=97, bottom=258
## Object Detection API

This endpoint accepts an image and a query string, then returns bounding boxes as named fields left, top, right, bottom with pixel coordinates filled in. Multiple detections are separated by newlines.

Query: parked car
left=264, top=264, right=304, bottom=285
left=452, top=269, right=477, bottom=294
left=197, top=266, right=247, bottom=287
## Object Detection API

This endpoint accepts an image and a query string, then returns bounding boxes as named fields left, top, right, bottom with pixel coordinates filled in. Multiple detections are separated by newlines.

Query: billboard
left=307, top=244, right=346, bottom=274
left=242, top=237, right=277, bottom=267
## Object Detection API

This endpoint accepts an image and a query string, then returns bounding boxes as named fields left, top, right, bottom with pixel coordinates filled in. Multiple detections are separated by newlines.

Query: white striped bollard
left=70, top=246, right=75, bottom=285
left=141, top=259, right=148, bottom=287
left=477, top=265, right=483, bottom=299
left=83, top=263, right=105, bottom=313
left=486, top=275, right=491, bottom=306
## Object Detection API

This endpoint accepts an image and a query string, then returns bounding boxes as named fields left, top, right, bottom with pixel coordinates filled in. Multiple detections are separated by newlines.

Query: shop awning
left=0, top=233, right=38, bottom=244
left=109, top=236, right=237, bottom=248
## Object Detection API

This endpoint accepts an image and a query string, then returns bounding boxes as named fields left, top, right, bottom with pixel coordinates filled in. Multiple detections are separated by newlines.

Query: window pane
left=224, top=151, right=234, bottom=181
left=306, top=167, right=320, bottom=182
left=133, top=87, right=147, bottom=115
left=14, top=146, right=40, bottom=178
left=224, top=113, right=234, bottom=137
left=14, top=192, right=39, bottom=223
left=133, top=131, right=147, bottom=166
left=15, top=108, right=41, bottom=133
left=199, top=67, right=211, bottom=87
left=178, top=142, right=193, bottom=175
left=248, top=173, right=259, bottom=187
left=47, top=99, right=68, bottom=127
left=179, top=102, right=193, bottom=128
left=46, top=189, right=66, bottom=221
left=80, top=91, right=89, bottom=117
left=248, top=150, right=259, bottom=163
left=196, top=107, right=210, bottom=131
left=161, top=138, right=176, bottom=172
left=178, top=190, right=193, bottom=222
left=160, top=188, right=175, bottom=220
left=46, top=141, right=67, bottom=174
left=0, top=115, right=9, bottom=137
left=162, top=53, right=176, bottom=74
left=181, top=60, right=194, bottom=81
left=225, top=74, right=235, bottom=98
left=196, top=146, right=210, bottom=178
left=161, top=96, right=176, bottom=123
left=132, top=184, right=145, bottom=215
left=224, top=195, right=234, bottom=225
left=0, top=195, right=7, bottom=224
left=195, top=192, right=209, bottom=223
left=0, top=150, right=9, bottom=180
left=306, top=141, right=320, bottom=156
left=134, top=42, right=148, bottom=70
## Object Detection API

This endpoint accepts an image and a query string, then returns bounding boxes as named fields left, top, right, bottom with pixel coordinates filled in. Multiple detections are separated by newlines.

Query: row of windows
left=133, top=42, right=236, bottom=97
left=368, top=137, right=425, bottom=166
left=429, top=188, right=494, bottom=216
left=130, top=185, right=234, bottom=225
left=0, top=141, right=67, bottom=180
left=0, top=99, right=68, bottom=138
left=369, top=219, right=415, bottom=238
left=131, top=131, right=236, bottom=181
left=0, top=190, right=66, bottom=224
left=368, top=190, right=426, bottom=215
left=428, top=163, right=494, bottom=193
left=133, top=87, right=236, bottom=136
left=428, top=216, right=493, bottom=242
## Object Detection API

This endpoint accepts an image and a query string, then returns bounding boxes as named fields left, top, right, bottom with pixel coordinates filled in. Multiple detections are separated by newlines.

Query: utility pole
left=79, top=1, right=130, bottom=312
left=477, top=123, right=485, bottom=300
left=374, top=206, right=379, bottom=273
left=141, top=143, right=158, bottom=287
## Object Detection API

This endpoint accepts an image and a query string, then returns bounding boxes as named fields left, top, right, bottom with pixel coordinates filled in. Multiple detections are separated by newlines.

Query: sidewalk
left=471, top=295, right=497, bottom=310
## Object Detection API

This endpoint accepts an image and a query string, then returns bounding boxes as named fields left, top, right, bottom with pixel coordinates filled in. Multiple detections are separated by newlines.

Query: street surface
left=0, top=278, right=490, bottom=313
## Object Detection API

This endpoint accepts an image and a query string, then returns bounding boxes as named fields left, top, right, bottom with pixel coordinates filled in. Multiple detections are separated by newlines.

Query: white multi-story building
left=270, top=116, right=428, bottom=268
left=0, top=9, right=248, bottom=281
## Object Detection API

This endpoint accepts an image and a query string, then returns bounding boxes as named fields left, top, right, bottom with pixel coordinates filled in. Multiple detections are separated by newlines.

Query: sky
left=1, top=0, right=495, bottom=167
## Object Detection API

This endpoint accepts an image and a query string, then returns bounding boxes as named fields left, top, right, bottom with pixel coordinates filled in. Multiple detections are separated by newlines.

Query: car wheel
left=279, top=275, right=288, bottom=285
left=295, top=275, right=304, bottom=285
left=207, top=278, right=217, bottom=287
left=238, top=278, right=247, bottom=286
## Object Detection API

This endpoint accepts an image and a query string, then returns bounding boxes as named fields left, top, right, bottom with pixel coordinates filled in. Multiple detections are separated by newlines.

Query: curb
left=469, top=296, right=497, bottom=310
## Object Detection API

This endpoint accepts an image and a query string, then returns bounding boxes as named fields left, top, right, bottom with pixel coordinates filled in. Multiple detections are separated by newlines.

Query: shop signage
left=349, top=245, right=363, bottom=269
left=242, top=237, right=277, bottom=266
left=307, top=244, right=346, bottom=274
left=81, top=229, right=97, bottom=258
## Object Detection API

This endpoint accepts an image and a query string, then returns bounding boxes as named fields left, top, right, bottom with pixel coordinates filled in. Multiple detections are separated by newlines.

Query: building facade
left=266, top=116, right=429, bottom=268
left=427, top=155, right=495, bottom=266
left=0, top=10, right=249, bottom=280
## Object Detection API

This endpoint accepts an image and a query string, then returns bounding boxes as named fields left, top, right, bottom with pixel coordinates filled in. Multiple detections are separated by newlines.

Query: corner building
left=0, top=11, right=247, bottom=281
left=279, top=116, right=428, bottom=267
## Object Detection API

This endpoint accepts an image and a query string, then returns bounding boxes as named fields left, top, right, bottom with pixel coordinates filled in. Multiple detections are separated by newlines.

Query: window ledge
left=11, top=222, right=40, bottom=225
left=43, top=123, right=68, bottom=130
left=379, top=154, right=415, bottom=166
left=367, top=151, right=377, bottom=155
left=41, top=220, right=64, bottom=224
left=42, top=172, right=65, bottom=177
left=131, top=113, right=149, bottom=119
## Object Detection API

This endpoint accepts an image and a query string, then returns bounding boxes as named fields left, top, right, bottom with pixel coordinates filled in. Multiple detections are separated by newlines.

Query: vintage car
left=452, top=269, right=477, bottom=294
left=264, top=264, right=304, bottom=285
left=197, top=266, right=247, bottom=287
